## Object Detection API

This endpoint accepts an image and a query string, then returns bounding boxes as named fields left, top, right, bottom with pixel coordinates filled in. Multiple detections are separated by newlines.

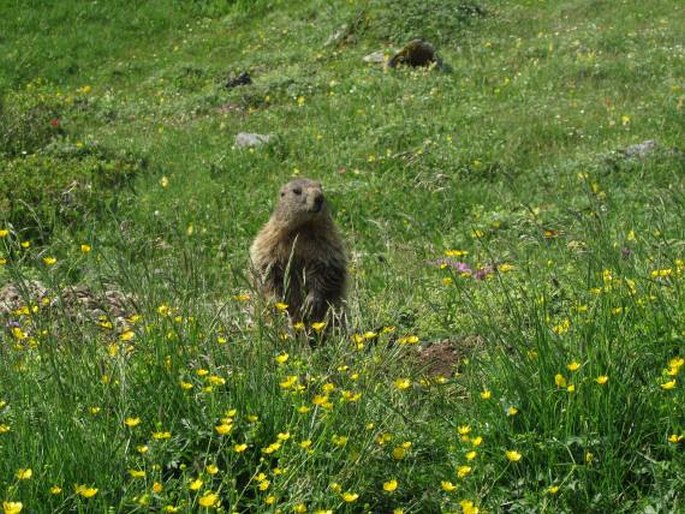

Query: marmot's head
left=275, top=178, right=329, bottom=226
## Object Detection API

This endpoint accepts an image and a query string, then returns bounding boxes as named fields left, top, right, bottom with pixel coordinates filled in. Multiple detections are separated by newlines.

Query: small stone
left=233, top=132, right=272, bottom=149
left=621, top=140, right=659, bottom=158
left=363, top=51, right=388, bottom=64
left=325, top=24, right=349, bottom=47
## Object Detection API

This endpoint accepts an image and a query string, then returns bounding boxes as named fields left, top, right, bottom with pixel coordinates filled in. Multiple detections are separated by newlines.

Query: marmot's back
left=250, top=178, right=347, bottom=324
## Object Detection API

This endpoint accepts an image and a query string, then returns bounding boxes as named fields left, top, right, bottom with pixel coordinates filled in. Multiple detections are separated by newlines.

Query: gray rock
left=363, top=51, right=388, bottom=64
left=622, top=140, right=659, bottom=158
left=234, top=132, right=272, bottom=149
left=325, top=24, right=349, bottom=47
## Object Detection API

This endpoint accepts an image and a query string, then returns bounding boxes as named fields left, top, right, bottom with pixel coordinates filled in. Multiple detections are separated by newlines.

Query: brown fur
left=249, top=178, right=347, bottom=325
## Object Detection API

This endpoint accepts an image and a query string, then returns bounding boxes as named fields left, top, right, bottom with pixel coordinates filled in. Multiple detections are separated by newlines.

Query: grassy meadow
left=1, top=0, right=684, bottom=512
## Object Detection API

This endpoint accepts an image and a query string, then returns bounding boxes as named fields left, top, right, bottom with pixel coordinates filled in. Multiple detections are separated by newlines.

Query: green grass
left=1, top=0, right=684, bottom=512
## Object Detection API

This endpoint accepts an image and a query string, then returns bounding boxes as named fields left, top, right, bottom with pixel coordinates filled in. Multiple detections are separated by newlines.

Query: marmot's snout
left=310, top=192, right=324, bottom=213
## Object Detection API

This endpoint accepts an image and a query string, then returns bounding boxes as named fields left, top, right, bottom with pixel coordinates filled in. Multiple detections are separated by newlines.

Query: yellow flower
left=42, top=256, right=57, bottom=266
left=466, top=450, right=477, bottom=460
left=234, top=443, right=248, bottom=453
left=383, top=479, right=398, bottom=492
left=2, top=502, right=22, bottom=514
left=585, top=451, right=594, bottom=464
left=392, top=446, right=407, bottom=460
left=274, top=302, right=289, bottom=312
left=459, top=499, right=479, bottom=514
left=277, top=431, right=291, bottom=441
left=445, top=249, right=468, bottom=257
left=215, top=423, right=233, bottom=435
left=393, top=378, right=412, bottom=390
left=554, top=374, right=567, bottom=388
left=198, top=492, right=220, bottom=508
left=660, top=379, right=677, bottom=390
left=668, top=434, right=683, bottom=444
left=11, top=327, right=27, bottom=340
left=163, top=506, right=179, bottom=513
left=129, top=469, right=146, bottom=478
left=0, top=229, right=8, bottom=238
left=124, top=417, right=141, bottom=427
left=505, top=450, right=522, bottom=462
left=207, top=375, right=226, bottom=386
left=189, top=478, right=203, bottom=491
left=20, top=241, right=30, bottom=249
left=152, top=431, right=171, bottom=440
left=668, top=357, right=684, bottom=376
left=206, top=464, right=219, bottom=475
left=50, top=485, right=62, bottom=495
left=137, top=445, right=149, bottom=454
left=341, top=492, right=359, bottom=502
left=669, top=357, right=684, bottom=369
left=180, top=381, right=193, bottom=390
left=457, top=465, right=472, bottom=478
left=299, top=439, right=313, bottom=450
left=506, top=406, right=518, bottom=416
left=152, top=482, right=163, bottom=493
left=80, top=244, right=92, bottom=253
left=480, top=389, right=492, bottom=400
left=293, top=504, right=307, bottom=513
left=595, top=375, right=609, bottom=385
left=311, top=321, right=327, bottom=333
left=275, top=352, right=289, bottom=364
left=75, top=485, right=98, bottom=498
left=119, top=330, right=135, bottom=341
left=567, top=361, right=581, bottom=372
left=567, top=384, right=576, bottom=393
left=15, top=468, right=32, bottom=480
left=160, top=176, right=169, bottom=188
left=397, top=334, right=420, bottom=345
left=547, top=485, right=560, bottom=495
left=552, top=319, right=570, bottom=335
left=441, top=480, right=457, bottom=492
left=457, top=425, right=471, bottom=436
left=332, top=434, right=348, bottom=447
left=651, top=268, right=672, bottom=278
left=262, top=442, right=281, bottom=454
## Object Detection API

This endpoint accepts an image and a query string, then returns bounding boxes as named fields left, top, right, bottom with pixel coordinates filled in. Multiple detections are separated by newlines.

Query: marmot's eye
left=292, top=187, right=302, bottom=195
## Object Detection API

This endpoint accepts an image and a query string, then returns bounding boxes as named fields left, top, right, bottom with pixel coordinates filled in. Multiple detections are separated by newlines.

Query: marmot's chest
left=274, top=231, right=328, bottom=264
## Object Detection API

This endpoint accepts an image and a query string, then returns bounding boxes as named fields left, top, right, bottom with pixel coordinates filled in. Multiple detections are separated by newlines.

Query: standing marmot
left=249, top=178, right=348, bottom=326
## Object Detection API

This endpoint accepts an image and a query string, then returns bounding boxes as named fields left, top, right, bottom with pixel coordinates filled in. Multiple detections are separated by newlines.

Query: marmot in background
left=249, top=178, right=348, bottom=327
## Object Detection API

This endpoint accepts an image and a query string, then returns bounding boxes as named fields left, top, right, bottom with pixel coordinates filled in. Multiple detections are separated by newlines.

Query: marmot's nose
left=313, top=194, right=324, bottom=212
